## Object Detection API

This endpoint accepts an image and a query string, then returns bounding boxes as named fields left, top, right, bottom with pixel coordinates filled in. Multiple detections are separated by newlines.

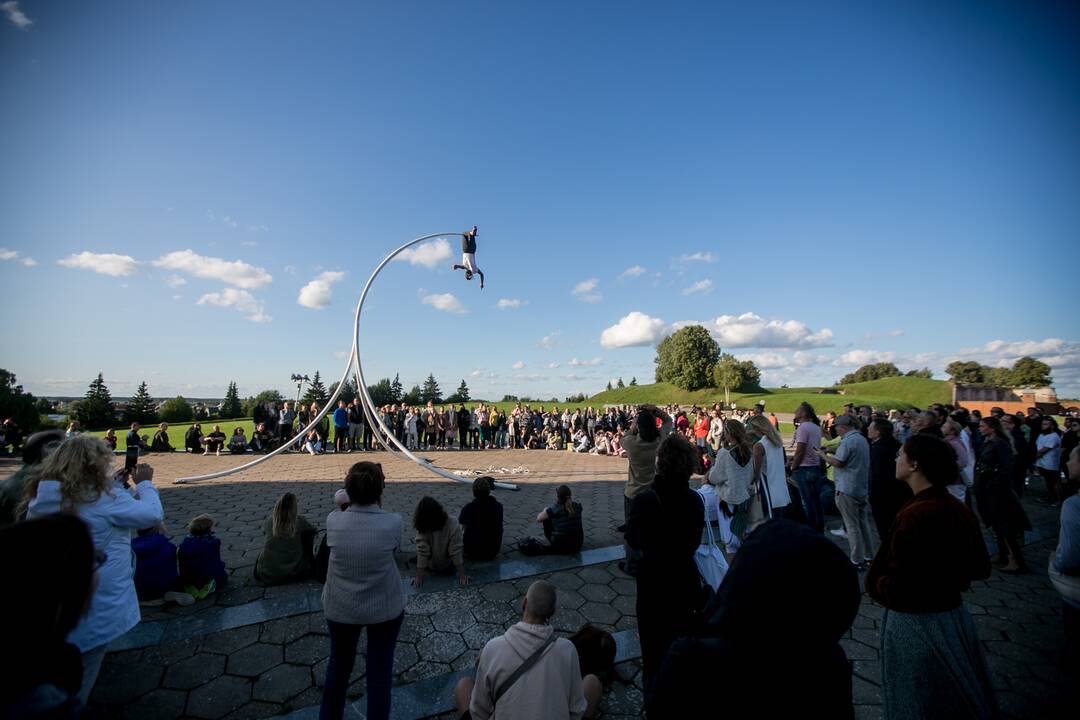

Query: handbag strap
left=493, top=633, right=556, bottom=705
left=695, top=488, right=719, bottom=549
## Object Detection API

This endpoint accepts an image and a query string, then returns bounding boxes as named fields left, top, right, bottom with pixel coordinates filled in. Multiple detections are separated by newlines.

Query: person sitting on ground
left=178, top=514, right=229, bottom=598
left=184, top=423, right=203, bottom=453
left=250, top=422, right=273, bottom=453
left=150, top=422, right=173, bottom=452
left=203, top=424, right=226, bottom=456
left=545, top=428, right=562, bottom=451
left=610, top=431, right=625, bottom=457
left=254, top=492, right=317, bottom=585
left=304, top=426, right=324, bottom=455
left=228, top=427, right=248, bottom=455
left=65, top=421, right=81, bottom=439
left=524, top=485, right=584, bottom=556
left=132, top=525, right=195, bottom=606
left=459, top=476, right=504, bottom=562
left=572, top=429, right=591, bottom=453
left=103, top=428, right=117, bottom=451
left=0, top=515, right=96, bottom=720
left=412, top=496, right=469, bottom=587
left=0, top=429, right=65, bottom=525
left=589, top=432, right=610, bottom=455
left=454, top=580, right=602, bottom=720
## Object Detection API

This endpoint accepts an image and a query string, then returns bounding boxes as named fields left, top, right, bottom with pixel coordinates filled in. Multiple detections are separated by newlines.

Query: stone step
left=275, top=628, right=641, bottom=720
left=109, top=544, right=625, bottom=652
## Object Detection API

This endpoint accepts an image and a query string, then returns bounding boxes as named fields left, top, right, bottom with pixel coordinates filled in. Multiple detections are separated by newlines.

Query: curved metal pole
left=176, top=231, right=518, bottom=490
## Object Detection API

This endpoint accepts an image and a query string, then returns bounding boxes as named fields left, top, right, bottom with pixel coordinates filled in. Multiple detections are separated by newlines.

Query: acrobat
left=452, top=225, right=484, bottom=289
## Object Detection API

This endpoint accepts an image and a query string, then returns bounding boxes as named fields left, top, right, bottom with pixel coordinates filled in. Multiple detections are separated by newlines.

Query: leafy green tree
left=301, top=371, right=329, bottom=406
left=945, top=361, right=984, bottom=384
left=447, top=379, right=470, bottom=404
left=402, top=384, right=423, bottom=406
left=159, top=396, right=194, bottom=423
left=605, top=381, right=612, bottom=391
left=75, top=373, right=115, bottom=430
left=616, top=377, right=625, bottom=388
left=421, top=374, right=442, bottom=404
left=654, top=325, right=721, bottom=391
left=629, top=377, right=637, bottom=386
left=0, top=369, right=40, bottom=433
left=35, top=397, right=54, bottom=415
left=328, top=379, right=357, bottom=405
left=220, top=381, right=243, bottom=419
left=712, top=353, right=743, bottom=404
left=1008, top=356, right=1052, bottom=388
left=125, top=381, right=158, bottom=424
left=837, top=363, right=901, bottom=385
left=984, top=366, right=1013, bottom=387
left=390, top=373, right=403, bottom=403
left=367, top=378, right=394, bottom=407
left=242, top=389, right=284, bottom=417
left=905, top=368, right=933, bottom=379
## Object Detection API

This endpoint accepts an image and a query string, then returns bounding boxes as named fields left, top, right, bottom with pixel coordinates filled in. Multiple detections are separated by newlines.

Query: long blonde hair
left=750, top=415, right=782, bottom=447
left=19, top=434, right=114, bottom=517
left=271, top=492, right=299, bottom=538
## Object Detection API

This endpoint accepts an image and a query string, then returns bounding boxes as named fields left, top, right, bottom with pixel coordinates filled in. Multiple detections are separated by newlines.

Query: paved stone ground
left=3, top=450, right=1073, bottom=719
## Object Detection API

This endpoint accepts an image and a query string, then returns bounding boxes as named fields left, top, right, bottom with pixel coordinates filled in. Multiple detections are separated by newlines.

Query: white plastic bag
left=694, top=488, right=730, bottom=590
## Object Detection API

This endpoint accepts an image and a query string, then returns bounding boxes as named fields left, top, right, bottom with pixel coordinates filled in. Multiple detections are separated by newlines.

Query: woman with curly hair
left=411, top=496, right=469, bottom=587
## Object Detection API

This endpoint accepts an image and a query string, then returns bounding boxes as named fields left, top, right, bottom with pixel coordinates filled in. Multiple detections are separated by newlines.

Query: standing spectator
left=184, top=423, right=203, bottom=453
left=347, top=397, right=365, bottom=451
left=789, top=402, right=826, bottom=532
left=1051, top=446, right=1080, bottom=665
left=692, top=411, right=709, bottom=451
left=412, top=496, right=470, bottom=587
left=459, top=476, right=504, bottom=562
left=23, top=436, right=163, bottom=704
left=454, top=580, right=601, bottom=720
left=941, top=419, right=970, bottom=502
left=532, top=485, right=584, bottom=554
left=254, top=492, right=316, bottom=585
left=749, top=415, right=790, bottom=524
left=321, top=462, right=406, bottom=720
left=708, top=420, right=755, bottom=553
left=124, top=422, right=143, bottom=473
left=867, top=419, right=911, bottom=542
left=279, top=402, right=296, bottom=450
left=866, top=434, right=996, bottom=719
left=1000, top=414, right=1028, bottom=497
left=0, top=429, right=65, bottom=524
left=1062, top=417, right=1080, bottom=498
left=1035, top=417, right=1063, bottom=505
left=626, top=433, right=705, bottom=715
left=150, top=422, right=173, bottom=452
left=975, top=417, right=1031, bottom=573
left=819, top=415, right=877, bottom=569
left=619, top=404, right=672, bottom=576
left=333, top=400, right=350, bottom=453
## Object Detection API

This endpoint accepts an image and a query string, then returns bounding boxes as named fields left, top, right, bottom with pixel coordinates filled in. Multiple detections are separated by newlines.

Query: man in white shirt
left=454, top=580, right=601, bottom=720
left=1036, top=417, right=1064, bottom=505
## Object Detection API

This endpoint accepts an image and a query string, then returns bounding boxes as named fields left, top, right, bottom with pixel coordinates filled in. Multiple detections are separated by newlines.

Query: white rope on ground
left=450, top=465, right=531, bottom=478
left=175, top=231, right=519, bottom=490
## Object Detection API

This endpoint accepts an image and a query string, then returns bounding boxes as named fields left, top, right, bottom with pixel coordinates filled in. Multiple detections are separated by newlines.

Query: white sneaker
left=829, top=527, right=848, bottom=538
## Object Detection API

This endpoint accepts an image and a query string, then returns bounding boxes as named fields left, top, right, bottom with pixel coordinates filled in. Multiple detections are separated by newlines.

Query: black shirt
left=458, top=496, right=504, bottom=561
left=461, top=232, right=477, bottom=254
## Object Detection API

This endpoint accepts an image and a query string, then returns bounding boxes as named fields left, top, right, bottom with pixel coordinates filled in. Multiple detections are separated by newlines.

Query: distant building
left=953, top=383, right=1060, bottom=416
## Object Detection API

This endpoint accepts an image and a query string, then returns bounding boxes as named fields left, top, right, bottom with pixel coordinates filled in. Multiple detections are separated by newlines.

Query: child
left=451, top=225, right=484, bottom=289
left=178, top=514, right=229, bottom=598
left=133, top=525, right=195, bottom=606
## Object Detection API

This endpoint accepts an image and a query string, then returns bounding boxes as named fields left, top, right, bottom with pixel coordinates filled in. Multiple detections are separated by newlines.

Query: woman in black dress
left=975, top=416, right=1031, bottom=572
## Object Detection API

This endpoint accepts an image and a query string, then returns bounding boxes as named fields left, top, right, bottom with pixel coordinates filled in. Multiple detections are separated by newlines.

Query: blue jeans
left=320, top=612, right=404, bottom=720
left=795, top=466, right=826, bottom=533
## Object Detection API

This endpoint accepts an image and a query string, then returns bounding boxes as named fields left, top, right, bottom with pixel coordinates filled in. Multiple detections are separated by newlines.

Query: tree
left=35, top=397, right=54, bottom=415
left=501, top=395, right=519, bottom=402
left=984, top=366, right=1013, bottom=387
left=390, top=373, right=403, bottom=403
left=446, top=379, right=470, bottom=404
left=367, top=378, right=394, bottom=407
left=75, top=373, right=115, bottom=430
left=905, top=368, right=934, bottom=379
left=402, top=384, right=422, bottom=406
left=712, top=353, right=743, bottom=405
left=242, top=389, right=284, bottom=417
left=421, top=374, right=442, bottom=404
left=0, top=369, right=40, bottom=433
left=837, top=363, right=901, bottom=385
left=159, top=396, right=194, bottom=423
left=301, top=371, right=329, bottom=406
left=328, top=379, right=357, bottom=405
left=220, top=381, right=243, bottom=419
left=1008, top=356, right=1052, bottom=388
left=654, top=325, right=721, bottom=391
left=945, top=361, right=984, bottom=384
left=629, top=377, right=637, bottom=386
left=125, top=381, right=158, bottom=424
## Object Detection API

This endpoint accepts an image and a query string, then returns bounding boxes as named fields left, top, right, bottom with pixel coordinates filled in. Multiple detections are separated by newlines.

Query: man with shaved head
left=454, top=580, right=601, bottom=719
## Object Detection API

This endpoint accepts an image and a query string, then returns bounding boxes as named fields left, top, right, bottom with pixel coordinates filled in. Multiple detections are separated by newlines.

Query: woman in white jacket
left=707, top=420, right=755, bottom=554
left=23, top=434, right=164, bottom=704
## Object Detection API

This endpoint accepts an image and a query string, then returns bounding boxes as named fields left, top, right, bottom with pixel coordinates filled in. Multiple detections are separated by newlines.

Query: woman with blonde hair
left=254, top=492, right=316, bottom=585
left=707, top=419, right=755, bottom=553
left=750, top=414, right=791, bottom=529
left=23, top=433, right=164, bottom=704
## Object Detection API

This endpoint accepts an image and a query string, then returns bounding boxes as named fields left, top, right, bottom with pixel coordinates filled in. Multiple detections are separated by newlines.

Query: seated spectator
left=652, top=520, right=860, bottom=718
left=0, top=429, right=65, bottom=525
left=250, top=422, right=273, bottom=453
left=545, top=428, right=563, bottom=451
left=412, top=496, right=469, bottom=587
left=572, top=429, right=591, bottom=453
left=0, top=515, right=96, bottom=720
left=179, top=514, right=229, bottom=597
left=184, top=423, right=203, bottom=453
left=2, top=417, right=23, bottom=455
left=254, top=492, right=316, bottom=585
left=530, top=485, right=584, bottom=555
left=610, top=431, right=625, bottom=457
left=103, top=428, right=118, bottom=451
left=459, top=476, right=504, bottom=562
left=203, top=425, right=226, bottom=455
left=132, top=525, right=194, bottom=606
left=228, top=427, right=249, bottom=454
left=65, top=421, right=81, bottom=438
left=454, top=580, right=601, bottom=720
left=590, top=432, right=609, bottom=455
left=304, top=427, right=324, bottom=455
left=150, top=422, right=173, bottom=452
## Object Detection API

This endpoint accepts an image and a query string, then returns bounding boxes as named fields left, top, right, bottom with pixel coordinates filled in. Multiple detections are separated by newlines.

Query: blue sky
left=2, top=0, right=1078, bottom=400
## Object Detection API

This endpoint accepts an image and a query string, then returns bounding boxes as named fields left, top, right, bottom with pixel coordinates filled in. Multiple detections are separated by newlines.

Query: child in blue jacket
left=178, top=514, right=229, bottom=598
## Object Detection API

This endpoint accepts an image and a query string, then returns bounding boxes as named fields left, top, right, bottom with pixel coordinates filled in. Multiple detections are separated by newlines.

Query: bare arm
left=790, top=442, right=806, bottom=470
left=752, top=443, right=764, bottom=482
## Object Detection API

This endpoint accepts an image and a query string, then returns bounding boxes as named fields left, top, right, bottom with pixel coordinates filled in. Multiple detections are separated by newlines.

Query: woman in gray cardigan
left=320, top=462, right=406, bottom=720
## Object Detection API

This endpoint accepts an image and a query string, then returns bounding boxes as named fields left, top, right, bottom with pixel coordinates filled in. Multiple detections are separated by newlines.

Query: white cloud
left=497, top=298, right=522, bottom=310
left=166, top=274, right=187, bottom=288
left=197, top=288, right=271, bottom=323
left=333, top=350, right=348, bottom=359
left=600, top=311, right=669, bottom=349
left=58, top=251, right=139, bottom=277
left=684, top=312, right=834, bottom=349
left=834, top=349, right=897, bottom=367
left=0, top=248, right=37, bottom=267
left=512, top=361, right=525, bottom=370
left=152, top=249, right=272, bottom=289
left=545, top=362, right=561, bottom=369
left=241, top=240, right=258, bottom=248
left=469, top=369, right=484, bottom=378
left=568, top=357, right=603, bottom=367
left=739, top=352, right=789, bottom=369
left=297, top=270, right=346, bottom=309
left=888, top=329, right=905, bottom=337
left=792, top=351, right=832, bottom=367
left=571, top=278, right=602, bottom=303
left=283, top=265, right=297, bottom=275
left=681, top=279, right=713, bottom=296
left=677, top=251, right=717, bottom=264
left=21, top=257, right=37, bottom=267
left=394, top=239, right=453, bottom=269
left=619, top=265, right=647, bottom=279
left=421, top=292, right=466, bottom=314
left=538, top=334, right=557, bottom=349
left=171, top=295, right=181, bottom=301
left=1, top=2, right=32, bottom=29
